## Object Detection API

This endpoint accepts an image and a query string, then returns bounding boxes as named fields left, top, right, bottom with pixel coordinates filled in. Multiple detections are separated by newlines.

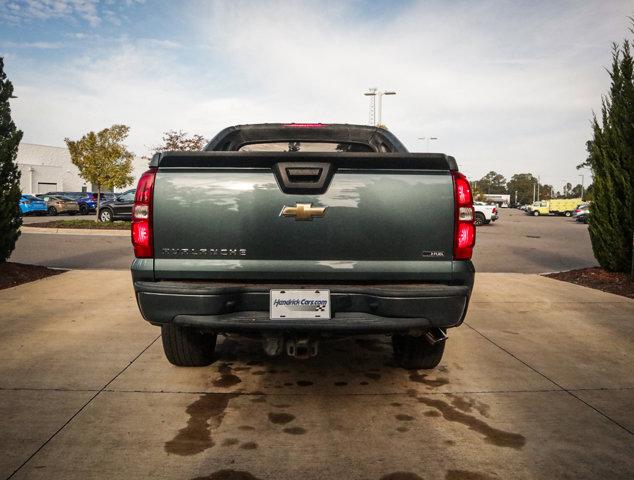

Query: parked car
left=473, top=201, right=498, bottom=226
left=18, top=194, right=48, bottom=215
left=576, top=212, right=589, bottom=224
left=98, top=189, right=135, bottom=222
left=35, top=194, right=80, bottom=216
left=77, top=192, right=116, bottom=215
left=573, top=203, right=590, bottom=218
left=131, top=123, right=476, bottom=370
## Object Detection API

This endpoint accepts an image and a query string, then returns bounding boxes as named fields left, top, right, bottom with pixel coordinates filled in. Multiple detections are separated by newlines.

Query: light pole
left=417, top=137, right=438, bottom=151
left=364, top=88, right=396, bottom=126
left=579, top=174, right=585, bottom=200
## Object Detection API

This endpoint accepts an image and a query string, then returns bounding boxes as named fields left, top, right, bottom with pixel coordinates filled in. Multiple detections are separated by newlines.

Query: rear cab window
left=238, top=142, right=375, bottom=152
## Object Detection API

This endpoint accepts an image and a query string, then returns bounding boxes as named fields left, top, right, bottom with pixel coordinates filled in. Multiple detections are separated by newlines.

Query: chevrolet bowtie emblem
left=280, top=203, right=327, bottom=221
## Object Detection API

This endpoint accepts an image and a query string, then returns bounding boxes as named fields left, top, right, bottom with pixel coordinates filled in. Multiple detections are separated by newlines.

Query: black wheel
left=564, top=211, right=572, bottom=217
left=532, top=210, right=539, bottom=216
left=47, top=206, right=58, bottom=216
left=392, top=334, right=446, bottom=370
left=161, top=324, right=217, bottom=367
left=98, top=208, right=113, bottom=222
left=79, top=204, right=89, bottom=215
left=474, top=212, right=486, bottom=226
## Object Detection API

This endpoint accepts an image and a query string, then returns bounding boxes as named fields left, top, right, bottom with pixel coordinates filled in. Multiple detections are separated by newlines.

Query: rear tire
left=161, top=324, right=217, bottom=367
left=392, top=334, right=446, bottom=370
left=564, top=211, right=572, bottom=217
left=48, top=206, right=58, bottom=216
left=79, top=204, right=89, bottom=215
left=474, top=212, right=486, bottom=226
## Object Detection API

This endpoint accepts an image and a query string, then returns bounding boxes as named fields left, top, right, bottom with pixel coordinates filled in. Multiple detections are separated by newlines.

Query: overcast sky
left=1, top=0, right=632, bottom=189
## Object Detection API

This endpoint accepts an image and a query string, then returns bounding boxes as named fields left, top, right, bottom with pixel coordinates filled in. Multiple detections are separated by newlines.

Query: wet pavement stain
left=191, top=470, right=263, bottom=480
left=380, top=472, right=424, bottom=480
left=240, top=441, right=258, bottom=450
left=212, top=363, right=242, bottom=388
left=425, top=410, right=441, bottom=417
left=395, top=414, right=415, bottom=421
left=251, top=396, right=266, bottom=403
left=252, top=370, right=266, bottom=376
left=238, top=425, right=255, bottom=431
left=221, top=438, right=239, bottom=447
left=360, top=381, right=369, bottom=386
left=296, top=380, right=313, bottom=387
left=390, top=402, right=403, bottom=407
left=409, top=372, right=449, bottom=387
left=165, top=393, right=238, bottom=456
left=445, top=470, right=496, bottom=480
left=448, top=395, right=490, bottom=418
left=284, top=382, right=293, bottom=386
left=283, top=426, right=307, bottom=435
left=365, top=372, right=381, bottom=381
left=268, top=412, right=295, bottom=424
left=334, top=381, right=348, bottom=386
left=417, top=396, right=526, bottom=450
left=396, top=426, right=409, bottom=433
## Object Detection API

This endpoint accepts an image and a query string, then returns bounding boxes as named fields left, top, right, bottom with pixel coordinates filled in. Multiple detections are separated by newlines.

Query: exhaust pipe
left=424, top=328, right=448, bottom=346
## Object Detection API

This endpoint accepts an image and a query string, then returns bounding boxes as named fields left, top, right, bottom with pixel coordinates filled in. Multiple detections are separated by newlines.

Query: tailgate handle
left=274, top=162, right=333, bottom=194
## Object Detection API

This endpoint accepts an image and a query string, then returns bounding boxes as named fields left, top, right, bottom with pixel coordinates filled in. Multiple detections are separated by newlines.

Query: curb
left=21, top=226, right=129, bottom=237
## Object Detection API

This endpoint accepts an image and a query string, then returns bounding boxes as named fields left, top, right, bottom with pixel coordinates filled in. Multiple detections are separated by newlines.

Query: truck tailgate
left=151, top=152, right=457, bottom=281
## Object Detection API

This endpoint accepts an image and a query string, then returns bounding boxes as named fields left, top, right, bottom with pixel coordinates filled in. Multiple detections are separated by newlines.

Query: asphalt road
left=10, top=209, right=597, bottom=273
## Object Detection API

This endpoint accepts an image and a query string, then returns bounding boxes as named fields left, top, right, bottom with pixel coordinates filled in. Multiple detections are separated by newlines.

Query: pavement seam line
left=5, top=334, right=160, bottom=480
left=464, top=322, right=634, bottom=436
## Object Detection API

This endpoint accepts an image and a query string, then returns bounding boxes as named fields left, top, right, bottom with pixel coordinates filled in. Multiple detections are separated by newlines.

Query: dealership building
left=16, top=143, right=147, bottom=195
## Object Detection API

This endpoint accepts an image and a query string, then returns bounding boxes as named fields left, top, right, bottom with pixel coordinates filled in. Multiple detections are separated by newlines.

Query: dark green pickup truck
left=131, top=123, right=475, bottom=369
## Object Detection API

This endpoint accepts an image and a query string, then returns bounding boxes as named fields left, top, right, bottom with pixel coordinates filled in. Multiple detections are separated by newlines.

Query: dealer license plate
left=270, top=289, right=331, bottom=320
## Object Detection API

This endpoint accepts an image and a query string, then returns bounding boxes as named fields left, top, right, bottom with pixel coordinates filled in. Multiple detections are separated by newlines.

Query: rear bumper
left=132, top=279, right=473, bottom=333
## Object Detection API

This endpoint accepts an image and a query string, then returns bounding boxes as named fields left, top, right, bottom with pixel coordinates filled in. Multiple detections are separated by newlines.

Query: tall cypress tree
left=0, top=58, right=23, bottom=263
left=585, top=41, right=634, bottom=273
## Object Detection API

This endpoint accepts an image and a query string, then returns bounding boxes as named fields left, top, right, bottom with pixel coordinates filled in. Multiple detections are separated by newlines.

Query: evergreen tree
left=0, top=58, right=23, bottom=263
left=585, top=41, right=634, bottom=273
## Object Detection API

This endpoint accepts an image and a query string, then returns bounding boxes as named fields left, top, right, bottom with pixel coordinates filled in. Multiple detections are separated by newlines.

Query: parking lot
left=2, top=208, right=632, bottom=479
left=11, top=209, right=598, bottom=273
left=1, top=269, right=632, bottom=479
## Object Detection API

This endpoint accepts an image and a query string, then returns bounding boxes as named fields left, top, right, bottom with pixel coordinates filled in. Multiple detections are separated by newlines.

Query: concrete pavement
left=0, top=271, right=632, bottom=479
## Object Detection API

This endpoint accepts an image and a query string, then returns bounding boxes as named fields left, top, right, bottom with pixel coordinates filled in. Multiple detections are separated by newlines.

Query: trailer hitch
left=286, top=337, right=319, bottom=359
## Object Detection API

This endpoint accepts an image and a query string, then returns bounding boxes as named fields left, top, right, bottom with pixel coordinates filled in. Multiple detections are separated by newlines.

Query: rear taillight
left=493, top=207, right=498, bottom=214
left=452, top=171, right=475, bottom=260
left=132, top=169, right=156, bottom=258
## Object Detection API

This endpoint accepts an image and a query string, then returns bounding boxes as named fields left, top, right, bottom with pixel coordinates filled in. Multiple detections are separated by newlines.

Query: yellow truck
left=526, top=198, right=582, bottom=217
